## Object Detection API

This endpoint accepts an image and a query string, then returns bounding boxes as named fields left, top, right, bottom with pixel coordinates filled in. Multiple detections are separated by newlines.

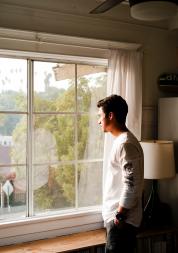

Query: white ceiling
left=0, top=0, right=175, bottom=30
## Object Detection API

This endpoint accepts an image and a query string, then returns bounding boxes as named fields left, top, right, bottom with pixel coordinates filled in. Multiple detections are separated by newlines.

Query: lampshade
left=130, top=1, right=177, bottom=21
left=141, top=140, right=176, bottom=179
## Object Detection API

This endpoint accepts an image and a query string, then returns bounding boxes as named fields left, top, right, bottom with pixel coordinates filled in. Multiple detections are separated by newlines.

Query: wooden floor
left=0, top=229, right=106, bottom=253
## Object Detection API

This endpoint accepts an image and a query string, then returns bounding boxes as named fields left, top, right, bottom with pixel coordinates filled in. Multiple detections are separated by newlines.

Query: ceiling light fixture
left=130, top=0, right=178, bottom=21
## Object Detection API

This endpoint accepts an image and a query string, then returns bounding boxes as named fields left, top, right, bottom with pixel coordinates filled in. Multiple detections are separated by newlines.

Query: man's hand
left=114, top=217, right=120, bottom=225
left=114, top=206, right=128, bottom=224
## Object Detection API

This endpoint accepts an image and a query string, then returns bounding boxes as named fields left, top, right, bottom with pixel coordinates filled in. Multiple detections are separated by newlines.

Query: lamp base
left=143, top=180, right=172, bottom=228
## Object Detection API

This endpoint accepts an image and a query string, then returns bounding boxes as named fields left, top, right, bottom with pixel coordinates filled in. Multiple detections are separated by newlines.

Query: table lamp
left=141, top=140, right=176, bottom=227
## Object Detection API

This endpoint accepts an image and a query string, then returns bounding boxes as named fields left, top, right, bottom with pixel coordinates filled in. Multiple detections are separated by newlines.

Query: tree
left=0, top=90, right=26, bottom=135
left=10, top=72, right=107, bottom=211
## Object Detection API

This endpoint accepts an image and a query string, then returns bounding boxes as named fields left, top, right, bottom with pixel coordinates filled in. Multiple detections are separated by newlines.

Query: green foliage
left=55, top=164, right=75, bottom=205
left=55, top=82, right=75, bottom=112
left=34, top=184, right=55, bottom=210
left=0, top=114, right=21, bottom=135
left=38, top=87, right=65, bottom=101
left=34, top=92, right=54, bottom=112
left=34, top=166, right=73, bottom=210
left=78, top=114, right=89, bottom=159
left=77, top=77, right=91, bottom=112
left=0, top=90, right=26, bottom=135
left=15, top=91, right=27, bottom=111
left=0, top=90, right=23, bottom=111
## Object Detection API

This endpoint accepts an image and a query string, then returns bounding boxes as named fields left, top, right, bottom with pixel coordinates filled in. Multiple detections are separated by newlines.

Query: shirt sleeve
left=118, top=142, right=143, bottom=209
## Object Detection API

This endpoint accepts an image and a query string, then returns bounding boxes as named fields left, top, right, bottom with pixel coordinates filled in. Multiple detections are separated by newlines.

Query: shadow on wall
left=158, top=142, right=178, bottom=226
left=159, top=174, right=178, bottom=226
left=173, top=142, right=178, bottom=174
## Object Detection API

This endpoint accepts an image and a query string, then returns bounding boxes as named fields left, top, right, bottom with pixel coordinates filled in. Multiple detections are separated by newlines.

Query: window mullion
left=27, top=59, right=34, bottom=217
left=75, top=64, right=78, bottom=209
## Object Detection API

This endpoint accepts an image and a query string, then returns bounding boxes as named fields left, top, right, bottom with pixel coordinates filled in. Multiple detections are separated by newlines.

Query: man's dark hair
left=97, top=94, right=128, bottom=124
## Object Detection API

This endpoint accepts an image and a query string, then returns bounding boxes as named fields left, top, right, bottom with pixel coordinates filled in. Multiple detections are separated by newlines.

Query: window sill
left=0, top=228, right=106, bottom=252
left=0, top=208, right=103, bottom=246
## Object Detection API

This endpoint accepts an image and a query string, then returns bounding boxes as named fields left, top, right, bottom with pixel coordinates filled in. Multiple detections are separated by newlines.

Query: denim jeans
left=105, top=220, right=137, bottom=253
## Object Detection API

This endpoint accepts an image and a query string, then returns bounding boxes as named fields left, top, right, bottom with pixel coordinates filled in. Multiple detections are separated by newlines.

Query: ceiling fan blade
left=90, top=0, right=125, bottom=14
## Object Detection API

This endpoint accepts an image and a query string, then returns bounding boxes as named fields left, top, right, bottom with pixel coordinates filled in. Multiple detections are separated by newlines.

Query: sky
left=0, top=57, right=106, bottom=94
left=0, top=58, right=69, bottom=93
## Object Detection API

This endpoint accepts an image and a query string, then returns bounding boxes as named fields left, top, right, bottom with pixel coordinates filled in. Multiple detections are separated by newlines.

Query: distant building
left=0, top=135, right=13, bottom=147
left=0, top=145, right=11, bottom=177
left=0, top=136, right=12, bottom=177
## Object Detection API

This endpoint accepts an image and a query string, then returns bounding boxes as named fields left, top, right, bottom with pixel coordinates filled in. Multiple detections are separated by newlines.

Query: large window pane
left=34, top=164, right=75, bottom=214
left=34, top=62, right=75, bottom=112
left=78, top=114, right=104, bottom=160
left=0, top=58, right=27, bottom=112
left=34, top=115, right=75, bottom=163
left=78, top=162, right=103, bottom=207
left=0, top=56, right=27, bottom=222
left=0, top=166, right=26, bottom=220
left=77, top=64, right=107, bottom=112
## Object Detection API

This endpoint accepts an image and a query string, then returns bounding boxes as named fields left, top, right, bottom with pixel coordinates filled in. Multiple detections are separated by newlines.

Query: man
left=97, top=94, right=144, bottom=253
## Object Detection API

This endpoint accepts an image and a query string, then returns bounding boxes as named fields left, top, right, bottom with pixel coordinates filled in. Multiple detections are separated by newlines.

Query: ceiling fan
left=90, top=0, right=178, bottom=21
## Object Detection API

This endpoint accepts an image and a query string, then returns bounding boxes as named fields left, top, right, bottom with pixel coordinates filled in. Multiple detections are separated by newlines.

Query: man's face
left=98, top=107, right=110, bottom=132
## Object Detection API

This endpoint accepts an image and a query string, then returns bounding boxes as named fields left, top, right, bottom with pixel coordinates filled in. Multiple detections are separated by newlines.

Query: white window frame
left=0, top=28, right=141, bottom=246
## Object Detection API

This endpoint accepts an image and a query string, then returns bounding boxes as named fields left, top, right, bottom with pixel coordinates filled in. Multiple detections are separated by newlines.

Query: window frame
left=0, top=52, right=107, bottom=246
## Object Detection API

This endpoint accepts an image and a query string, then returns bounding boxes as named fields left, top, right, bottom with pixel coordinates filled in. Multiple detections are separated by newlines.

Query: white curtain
left=103, top=49, right=142, bottom=184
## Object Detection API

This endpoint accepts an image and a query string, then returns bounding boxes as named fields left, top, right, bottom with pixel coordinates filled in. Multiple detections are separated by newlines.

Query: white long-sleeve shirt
left=102, top=131, right=144, bottom=227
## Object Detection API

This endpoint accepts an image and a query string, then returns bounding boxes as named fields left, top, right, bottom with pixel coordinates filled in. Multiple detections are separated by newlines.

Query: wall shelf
left=159, top=85, right=178, bottom=93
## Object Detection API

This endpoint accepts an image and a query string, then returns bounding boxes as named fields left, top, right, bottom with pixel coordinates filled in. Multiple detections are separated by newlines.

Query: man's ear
left=108, top=112, right=114, bottom=120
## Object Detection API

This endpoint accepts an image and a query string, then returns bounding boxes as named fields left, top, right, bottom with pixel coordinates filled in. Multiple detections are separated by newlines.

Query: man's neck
left=110, top=125, right=128, bottom=137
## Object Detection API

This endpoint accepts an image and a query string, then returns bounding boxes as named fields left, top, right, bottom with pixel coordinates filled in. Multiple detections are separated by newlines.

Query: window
left=0, top=56, right=107, bottom=221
